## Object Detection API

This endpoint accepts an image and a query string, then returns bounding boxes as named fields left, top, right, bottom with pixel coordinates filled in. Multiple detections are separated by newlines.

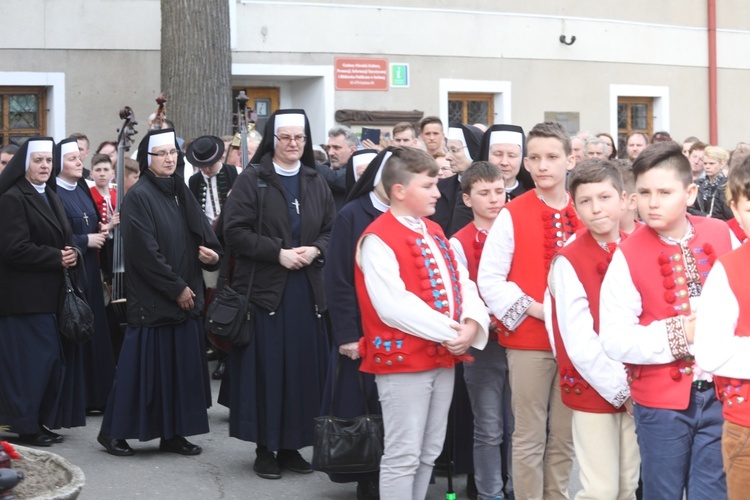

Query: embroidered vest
left=453, top=222, right=498, bottom=337
left=551, top=230, right=624, bottom=413
left=90, top=187, right=116, bottom=224
left=501, top=190, right=580, bottom=350
left=620, top=216, right=732, bottom=410
left=713, top=243, right=750, bottom=426
left=356, top=211, right=465, bottom=374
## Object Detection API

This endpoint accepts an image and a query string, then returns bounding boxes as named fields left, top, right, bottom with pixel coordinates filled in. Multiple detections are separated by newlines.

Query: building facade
left=2, top=0, right=749, bottom=151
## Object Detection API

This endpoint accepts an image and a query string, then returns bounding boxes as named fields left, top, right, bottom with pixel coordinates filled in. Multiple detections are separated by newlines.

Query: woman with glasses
left=97, top=128, right=222, bottom=457
left=223, top=109, right=336, bottom=479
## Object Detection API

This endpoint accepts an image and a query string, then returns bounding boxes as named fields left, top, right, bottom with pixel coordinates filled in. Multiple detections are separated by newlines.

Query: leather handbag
left=312, top=356, right=384, bottom=474
left=58, top=255, right=95, bottom=343
left=205, top=164, right=265, bottom=348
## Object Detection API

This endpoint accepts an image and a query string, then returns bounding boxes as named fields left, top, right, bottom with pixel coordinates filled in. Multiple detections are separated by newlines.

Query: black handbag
left=58, top=256, right=95, bottom=343
left=312, top=356, right=384, bottom=474
left=205, top=164, right=265, bottom=347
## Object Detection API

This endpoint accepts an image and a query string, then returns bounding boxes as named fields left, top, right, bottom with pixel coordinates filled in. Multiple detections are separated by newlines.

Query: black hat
left=186, top=135, right=225, bottom=168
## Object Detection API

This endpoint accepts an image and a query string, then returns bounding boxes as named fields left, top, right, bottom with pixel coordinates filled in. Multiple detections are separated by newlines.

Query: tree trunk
left=161, top=0, right=232, bottom=140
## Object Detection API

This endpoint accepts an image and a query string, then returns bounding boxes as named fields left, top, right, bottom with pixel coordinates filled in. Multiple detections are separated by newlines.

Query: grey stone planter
left=11, top=445, right=85, bottom=500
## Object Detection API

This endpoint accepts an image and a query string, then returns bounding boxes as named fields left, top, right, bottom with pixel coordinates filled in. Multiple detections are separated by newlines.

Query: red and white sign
left=335, top=57, right=389, bottom=91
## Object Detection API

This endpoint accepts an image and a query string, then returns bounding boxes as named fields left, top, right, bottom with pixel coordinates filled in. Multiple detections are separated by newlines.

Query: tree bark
left=161, top=0, right=232, bottom=140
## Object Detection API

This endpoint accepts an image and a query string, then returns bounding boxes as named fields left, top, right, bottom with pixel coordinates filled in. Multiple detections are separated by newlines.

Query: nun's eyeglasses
left=447, top=146, right=468, bottom=154
left=147, top=149, right=179, bottom=158
left=275, top=134, right=307, bottom=144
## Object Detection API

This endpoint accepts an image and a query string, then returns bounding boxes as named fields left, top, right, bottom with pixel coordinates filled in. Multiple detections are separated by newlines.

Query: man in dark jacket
left=97, top=128, right=222, bottom=457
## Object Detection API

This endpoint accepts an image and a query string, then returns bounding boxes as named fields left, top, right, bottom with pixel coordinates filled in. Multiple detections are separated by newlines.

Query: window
left=448, top=93, right=494, bottom=125
left=232, top=87, right=279, bottom=135
left=0, top=87, right=47, bottom=147
left=617, top=97, right=653, bottom=154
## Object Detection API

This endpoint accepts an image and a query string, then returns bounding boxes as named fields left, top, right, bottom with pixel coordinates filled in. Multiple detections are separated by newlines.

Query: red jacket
left=356, top=211, right=465, bottom=374
left=551, top=229, right=625, bottom=413
left=620, top=216, right=732, bottom=410
left=714, top=243, right=750, bottom=426
left=90, top=186, right=116, bottom=224
left=500, top=191, right=580, bottom=350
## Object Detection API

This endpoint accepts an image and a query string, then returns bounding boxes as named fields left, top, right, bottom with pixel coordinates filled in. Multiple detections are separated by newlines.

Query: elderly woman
left=694, top=146, right=733, bottom=220
left=97, top=129, right=222, bottom=456
left=54, top=137, right=116, bottom=413
left=0, top=137, right=80, bottom=446
left=223, top=109, right=335, bottom=479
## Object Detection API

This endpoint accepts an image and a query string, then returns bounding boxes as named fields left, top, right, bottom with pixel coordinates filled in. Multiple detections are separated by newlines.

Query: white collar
left=30, top=182, right=46, bottom=194
left=56, top=177, right=78, bottom=191
left=369, top=191, right=389, bottom=213
left=273, top=161, right=301, bottom=176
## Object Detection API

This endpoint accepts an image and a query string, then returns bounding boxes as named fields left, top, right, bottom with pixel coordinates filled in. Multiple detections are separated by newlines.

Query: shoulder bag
left=58, top=248, right=95, bottom=343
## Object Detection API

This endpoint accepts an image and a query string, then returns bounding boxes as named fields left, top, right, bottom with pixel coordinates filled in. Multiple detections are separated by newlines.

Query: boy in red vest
left=547, top=158, right=640, bottom=498
left=695, top=154, right=750, bottom=499
left=356, top=147, right=490, bottom=500
left=600, top=142, right=738, bottom=499
left=478, top=121, right=580, bottom=500
left=450, top=161, right=511, bottom=500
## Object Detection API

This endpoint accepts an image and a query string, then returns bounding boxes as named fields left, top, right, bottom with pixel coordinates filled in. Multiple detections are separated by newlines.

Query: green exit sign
left=390, top=63, right=409, bottom=88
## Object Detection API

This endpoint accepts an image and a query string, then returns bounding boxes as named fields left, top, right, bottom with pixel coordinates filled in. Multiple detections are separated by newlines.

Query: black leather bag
left=313, top=357, right=384, bottom=474
left=58, top=266, right=95, bottom=343
left=205, top=285, right=254, bottom=347
left=205, top=163, right=265, bottom=348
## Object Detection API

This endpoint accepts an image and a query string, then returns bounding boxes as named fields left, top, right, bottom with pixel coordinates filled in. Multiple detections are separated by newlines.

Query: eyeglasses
left=447, top=146, right=467, bottom=155
left=275, top=134, right=307, bottom=144
left=147, top=149, right=179, bottom=158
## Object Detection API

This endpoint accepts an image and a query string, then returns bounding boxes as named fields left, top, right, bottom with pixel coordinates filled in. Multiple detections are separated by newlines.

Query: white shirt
left=357, top=215, right=489, bottom=350
left=201, top=172, right=220, bottom=223
left=546, top=255, right=630, bottom=407
left=477, top=207, right=532, bottom=330
left=695, top=261, right=750, bottom=378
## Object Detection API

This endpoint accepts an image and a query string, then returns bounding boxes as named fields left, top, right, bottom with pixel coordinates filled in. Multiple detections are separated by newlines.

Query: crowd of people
left=0, top=110, right=749, bottom=500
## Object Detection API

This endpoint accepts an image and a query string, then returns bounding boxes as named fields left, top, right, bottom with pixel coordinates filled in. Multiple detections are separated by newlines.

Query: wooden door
left=233, top=87, right=280, bottom=134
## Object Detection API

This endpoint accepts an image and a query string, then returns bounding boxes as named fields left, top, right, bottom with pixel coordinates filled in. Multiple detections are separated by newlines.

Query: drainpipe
left=708, top=0, right=718, bottom=145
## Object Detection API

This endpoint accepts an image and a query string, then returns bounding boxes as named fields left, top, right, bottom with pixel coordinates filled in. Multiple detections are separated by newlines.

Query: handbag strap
left=240, top=164, right=265, bottom=310
left=328, top=355, right=372, bottom=418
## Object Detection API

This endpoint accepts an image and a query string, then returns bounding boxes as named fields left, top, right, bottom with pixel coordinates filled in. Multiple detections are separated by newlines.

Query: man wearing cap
left=187, top=135, right=239, bottom=381
left=188, top=135, right=239, bottom=229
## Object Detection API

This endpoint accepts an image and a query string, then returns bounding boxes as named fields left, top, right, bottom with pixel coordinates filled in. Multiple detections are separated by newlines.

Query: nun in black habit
left=478, top=123, right=534, bottom=201
left=97, top=129, right=222, bottom=457
left=223, top=109, right=335, bottom=479
left=53, top=137, right=116, bottom=413
left=319, top=148, right=385, bottom=499
left=431, top=122, right=484, bottom=238
left=0, top=138, right=80, bottom=446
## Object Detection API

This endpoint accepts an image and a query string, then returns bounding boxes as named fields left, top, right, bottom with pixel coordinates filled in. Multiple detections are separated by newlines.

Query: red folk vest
left=90, top=187, right=116, bottom=224
left=713, top=243, right=750, bottom=427
left=501, top=190, right=580, bottom=350
left=452, top=222, right=498, bottom=338
left=356, top=211, right=465, bottom=375
left=551, top=229, right=625, bottom=413
left=620, top=216, right=732, bottom=410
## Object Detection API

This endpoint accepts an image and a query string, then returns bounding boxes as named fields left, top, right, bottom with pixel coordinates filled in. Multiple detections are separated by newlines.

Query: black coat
left=121, top=174, right=222, bottom=327
left=0, top=179, right=73, bottom=315
left=187, top=163, right=239, bottom=209
left=430, top=175, right=473, bottom=238
left=223, top=153, right=336, bottom=311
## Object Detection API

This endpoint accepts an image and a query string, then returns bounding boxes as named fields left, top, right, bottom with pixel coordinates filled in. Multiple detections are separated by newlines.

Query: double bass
left=110, top=106, right=138, bottom=323
left=151, top=93, right=167, bottom=130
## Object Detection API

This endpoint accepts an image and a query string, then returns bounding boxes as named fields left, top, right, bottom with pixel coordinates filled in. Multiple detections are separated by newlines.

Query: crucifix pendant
left=292, top=198, right=300, bottom=215
left=82, top=212, right=89, bottom=226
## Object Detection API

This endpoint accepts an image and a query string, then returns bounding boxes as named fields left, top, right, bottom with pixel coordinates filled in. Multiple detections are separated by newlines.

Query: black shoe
left=206, top=348, right=218, bottom=362
left=254, top=448, right=281, bottom=479
left=159, top=435, right=202, bottom=456
left=466, top=473, right=478, bottom=500
left=17, top=432, right=54, bottom=447
left=357, top=480, right=380, bottom=500
left=97, top=432, right=135, bottom=456
left=212, top=361, right=226, bottom=380
left=277, top=449, right=313, bottom=474
left=39, top=426, right=64, bottom=444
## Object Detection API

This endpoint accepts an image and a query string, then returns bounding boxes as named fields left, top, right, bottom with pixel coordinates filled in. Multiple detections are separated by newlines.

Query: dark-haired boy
left=478, top=122, right=580, bottom=500
left=547, top=159, right=640, bottom=499
left=600, top=142, right=739, bottom=499
left=356, top=147, right=489, bottom=499
left=450, top=161, right=512, bottom=500
left=695, top=154, right=750, bottom=499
